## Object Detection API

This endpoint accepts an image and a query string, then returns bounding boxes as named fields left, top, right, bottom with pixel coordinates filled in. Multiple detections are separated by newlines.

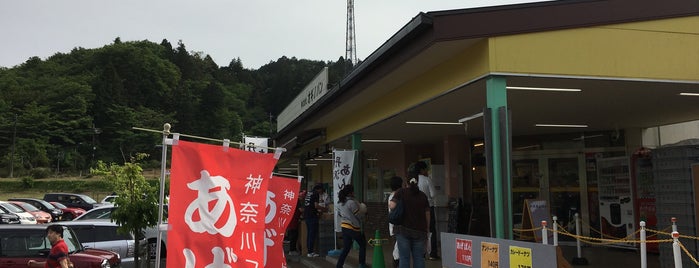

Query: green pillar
left=486, top=76, right=512, bottom=239
left=351, top=133, right=363, bottom=201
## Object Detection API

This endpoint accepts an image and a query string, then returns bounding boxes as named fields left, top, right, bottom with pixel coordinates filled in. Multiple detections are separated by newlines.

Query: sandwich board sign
left=520, top=199, right=552, bottom=244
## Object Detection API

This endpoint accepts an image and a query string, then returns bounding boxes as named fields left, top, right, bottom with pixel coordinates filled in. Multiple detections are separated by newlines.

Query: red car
left=50, top=201, right=86, bottom=220
left=8, top=201, right=53, bottom=224
left=0, top=224, right=120, bottom=267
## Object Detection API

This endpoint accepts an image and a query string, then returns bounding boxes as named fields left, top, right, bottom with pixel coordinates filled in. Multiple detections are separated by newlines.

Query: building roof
left=275, top=0, right=699, bottom=154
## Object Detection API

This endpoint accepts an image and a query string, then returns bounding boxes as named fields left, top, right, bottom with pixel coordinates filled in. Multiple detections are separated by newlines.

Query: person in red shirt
left=27, top=224, right=72, bottom=268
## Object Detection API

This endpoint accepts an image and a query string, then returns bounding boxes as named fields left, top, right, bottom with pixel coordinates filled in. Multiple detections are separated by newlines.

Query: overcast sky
left=1, top=0, right=546, bottom=70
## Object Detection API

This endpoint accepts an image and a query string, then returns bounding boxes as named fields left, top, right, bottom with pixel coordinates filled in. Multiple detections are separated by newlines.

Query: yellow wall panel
left=326, top=40, right=491, bottom=142
left=489, top=16, right=699, bottom=81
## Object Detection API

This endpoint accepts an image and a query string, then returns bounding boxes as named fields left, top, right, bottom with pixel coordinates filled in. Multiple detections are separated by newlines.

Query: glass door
left=547, top=156, right=583, bottom=241
left=513, top=153, right=589, bottom=242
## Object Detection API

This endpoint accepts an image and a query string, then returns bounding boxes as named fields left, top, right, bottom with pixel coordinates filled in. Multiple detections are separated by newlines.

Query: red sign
left=265, top=176, right=301, bottom=268
left=168, top=140, right=279, bottom=268
left=456, top=238, right=473, bottom=266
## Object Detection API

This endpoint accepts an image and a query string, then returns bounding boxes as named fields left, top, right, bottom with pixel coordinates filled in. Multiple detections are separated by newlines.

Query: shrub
left=30, top=167, right=52, bottom=179
left=20, top=177, right=35, bottom=189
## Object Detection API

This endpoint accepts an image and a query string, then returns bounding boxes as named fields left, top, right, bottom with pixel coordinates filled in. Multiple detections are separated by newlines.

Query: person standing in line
left=390, top=171, right=430, bottom=268
left=415, top=161, right=439, bottom=260
left=388, top=176, right=404, bottom=268
left=287, top=190, right=306, bottom=256
left=28, top=224, right=72, bottom=268
left=304, top=183, right=326, bottom=257
left=336, top=185, right=367, bottom=268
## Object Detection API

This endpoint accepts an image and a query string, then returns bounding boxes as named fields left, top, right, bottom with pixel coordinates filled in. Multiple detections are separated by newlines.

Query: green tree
left=91, top=153, right=158, bottom=268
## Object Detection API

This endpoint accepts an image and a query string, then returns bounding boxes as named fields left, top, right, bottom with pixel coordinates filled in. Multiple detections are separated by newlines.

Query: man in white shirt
left=415, top=161, right=439, bottom=260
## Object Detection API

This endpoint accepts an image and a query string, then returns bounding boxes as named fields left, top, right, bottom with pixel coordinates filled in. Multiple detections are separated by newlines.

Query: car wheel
left=148, top=239, right=166, bottom=260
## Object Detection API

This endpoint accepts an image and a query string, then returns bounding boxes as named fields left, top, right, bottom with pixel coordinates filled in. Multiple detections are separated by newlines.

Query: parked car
left=50, top=201, right=86, bottom=220
left=8, top=198, right=63, bottom=222
left=74, top=205, right=116, bottom=221
left=0, top=206, right=21, bottom=225
left=75, top=205, right=169, bottom=260
left=8, top=201, right=52, bottom=224
left=0, top=224, right=121, bottom=268
left=43, top=193, right=102, bottom=211
left=0, top=201, right=36, bottom=224
left=101, top=195, right=118, bottom=204
left=62, top=220, right=148, bottom=268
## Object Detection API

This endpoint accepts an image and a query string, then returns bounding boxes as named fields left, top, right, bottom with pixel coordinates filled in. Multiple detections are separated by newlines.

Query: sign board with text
left=276, top=67, right=329, bottom=132
left=441, top=232, right=556, bottom=268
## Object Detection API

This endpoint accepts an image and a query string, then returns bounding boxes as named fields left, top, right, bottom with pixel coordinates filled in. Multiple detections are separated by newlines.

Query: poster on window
left=169, top=140, right=280, bottom=268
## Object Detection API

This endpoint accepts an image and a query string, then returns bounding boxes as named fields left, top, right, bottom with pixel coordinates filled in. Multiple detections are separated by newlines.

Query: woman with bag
left=387, top=176, right=404, bottom=268
left=389, top=171, right=430, bottom=268
left=336, top=184, right=368, bottom=268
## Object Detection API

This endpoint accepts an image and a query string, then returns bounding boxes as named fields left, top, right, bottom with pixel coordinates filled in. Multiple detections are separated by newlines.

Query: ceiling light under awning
left=361, top=139, right=402, bottom=143
left=405, top=121, right=463, bottom=125
left=535, top=124, right=588, bottom=128
left=507, top=86, right=582, bottom=92
left=679, top=93, right=699, bottom=96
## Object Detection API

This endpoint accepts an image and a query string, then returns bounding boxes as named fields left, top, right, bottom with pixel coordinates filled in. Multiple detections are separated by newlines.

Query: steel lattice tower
left=346, top=0, right=357, bottom=65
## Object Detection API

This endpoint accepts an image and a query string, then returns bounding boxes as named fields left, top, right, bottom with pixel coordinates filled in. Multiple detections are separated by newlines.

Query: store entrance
left=512, top=153, right=589, bottom=243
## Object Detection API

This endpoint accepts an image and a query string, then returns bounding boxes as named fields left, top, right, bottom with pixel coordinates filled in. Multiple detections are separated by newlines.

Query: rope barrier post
left=541, top=220, right=548, bottom=245
left=672, top=231, right=682, bottom=268
left=672, top=217, right=677, bottom=233
left=640, top=221, right=647, bottom=268
left=572, top=213, right=588, bottom=265
left=553, top=216, right=558, bottom=246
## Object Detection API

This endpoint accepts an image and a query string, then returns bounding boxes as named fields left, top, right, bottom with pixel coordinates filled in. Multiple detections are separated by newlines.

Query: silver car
left=75, top=205, right=169, bottom=260
left=62, top=220, right=147, bottom=268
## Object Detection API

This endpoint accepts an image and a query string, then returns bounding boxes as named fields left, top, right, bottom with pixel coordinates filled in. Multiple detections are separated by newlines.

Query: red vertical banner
left=168, top=140, right=279, bottom=268
left=265, top=176, right=301, bottom=268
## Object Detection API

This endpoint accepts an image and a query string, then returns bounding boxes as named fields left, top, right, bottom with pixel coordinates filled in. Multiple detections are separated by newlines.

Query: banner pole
left=155, top=123, right=171, bottom=268
left=132, top=126, right=285, bottom=152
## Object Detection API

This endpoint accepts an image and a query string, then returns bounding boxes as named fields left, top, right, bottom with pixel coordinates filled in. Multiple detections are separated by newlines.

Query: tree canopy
left=0, top=38, right=353, bottom=176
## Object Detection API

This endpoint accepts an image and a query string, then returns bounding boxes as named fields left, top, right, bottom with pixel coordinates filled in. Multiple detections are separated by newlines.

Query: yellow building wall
left=489, top=16, right=699, bottom=81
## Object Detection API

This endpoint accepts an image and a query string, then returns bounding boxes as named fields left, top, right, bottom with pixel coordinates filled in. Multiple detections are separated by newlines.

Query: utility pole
left=9, top=114, right=17, bottom=178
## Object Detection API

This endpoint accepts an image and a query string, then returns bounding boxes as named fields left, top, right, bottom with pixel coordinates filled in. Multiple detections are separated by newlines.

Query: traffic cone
left=372, top=230, right=385, bottom=268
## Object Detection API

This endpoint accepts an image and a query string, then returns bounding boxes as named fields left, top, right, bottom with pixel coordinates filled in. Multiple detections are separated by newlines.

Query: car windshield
left=51, top=202, right=67, bottom=209
left=61, top=227, right=83, bottom=253
left=1, top=203, right=24, bottom=213
left=15, top=202, right=40, bottom=212
left=38, top=200, right=57, bottom=209
left=79, top=207, right=114, bottom=220
left=78, top=194, right=98, bottom=204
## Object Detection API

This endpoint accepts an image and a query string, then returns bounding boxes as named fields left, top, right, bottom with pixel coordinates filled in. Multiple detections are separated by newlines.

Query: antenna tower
left=346, top=0, right=357, bottom=65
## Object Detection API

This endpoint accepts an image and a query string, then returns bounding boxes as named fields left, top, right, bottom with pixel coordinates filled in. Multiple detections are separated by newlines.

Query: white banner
left=243, top=136, right=269, bottom=153
left=333, top=149, right=355, bottom=232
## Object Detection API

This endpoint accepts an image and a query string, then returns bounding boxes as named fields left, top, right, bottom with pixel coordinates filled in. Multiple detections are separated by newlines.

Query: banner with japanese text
left=168, top=140, right=279, bottom=268
left=265, top=175, right=302, bottom=268
left=332, top=149, right=355, bottom=232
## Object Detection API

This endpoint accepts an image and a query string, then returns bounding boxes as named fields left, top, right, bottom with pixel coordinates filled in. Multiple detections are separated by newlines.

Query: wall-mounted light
left=473, top=142, right=484, bottom=147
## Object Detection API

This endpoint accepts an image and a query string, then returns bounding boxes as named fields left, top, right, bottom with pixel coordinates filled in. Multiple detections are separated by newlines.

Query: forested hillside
left=0, top=38, right=353, bottom=176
